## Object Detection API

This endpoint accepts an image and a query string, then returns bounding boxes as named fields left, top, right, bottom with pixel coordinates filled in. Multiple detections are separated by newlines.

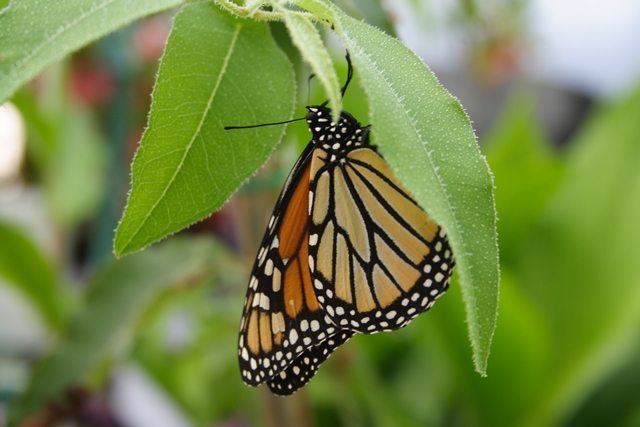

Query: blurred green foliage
left=12, top=66, right=106, bottom=228
left=7, top=236, right=231, bottom=424
left=0, top=223, right=68, bottom=329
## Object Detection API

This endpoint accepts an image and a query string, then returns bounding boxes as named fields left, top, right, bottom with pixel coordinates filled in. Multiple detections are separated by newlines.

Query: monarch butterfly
left=233, top=56, right=454, bottom=395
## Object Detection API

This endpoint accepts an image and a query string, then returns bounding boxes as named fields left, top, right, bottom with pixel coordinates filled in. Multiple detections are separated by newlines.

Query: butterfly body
left=237, top=104, right=453, bottom=395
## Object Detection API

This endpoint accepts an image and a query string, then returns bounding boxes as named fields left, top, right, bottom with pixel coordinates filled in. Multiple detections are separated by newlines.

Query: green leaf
left=0, top=0, right=183, bottom=103
left=0, top=221, right=67, bottom=329
left=7, top=236, right=218, bottom=425
left=281, top=8, right=341, bottom=120
left=324, top=4, right=499, bottom=374
left=114, top=2, right=295, bottom=256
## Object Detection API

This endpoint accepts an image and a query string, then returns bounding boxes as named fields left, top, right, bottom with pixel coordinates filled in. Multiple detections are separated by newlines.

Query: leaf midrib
left=118, top=23, right=242, bottom=253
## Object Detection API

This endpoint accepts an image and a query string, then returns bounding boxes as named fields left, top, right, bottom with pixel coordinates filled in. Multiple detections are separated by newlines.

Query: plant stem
left=214, top=0, right=324, bottom=23
left=214, top=0, right=283, bottom=21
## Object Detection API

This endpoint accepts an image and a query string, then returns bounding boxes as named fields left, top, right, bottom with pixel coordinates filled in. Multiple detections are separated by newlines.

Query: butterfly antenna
left=340, top=52, right=353, bottom=98
left=320, top=51, right=353, bottom=107
left=226, top=53, right=353, bottom=129
left=224, top=116, right=305, bottom=130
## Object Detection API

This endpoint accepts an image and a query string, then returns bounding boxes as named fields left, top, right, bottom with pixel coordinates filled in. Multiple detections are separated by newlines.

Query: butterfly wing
left=267, top=329, right=354, bottom=395
left=238, top=144, right=348, bottom=387
left=308, top=146, right=453, bottom=333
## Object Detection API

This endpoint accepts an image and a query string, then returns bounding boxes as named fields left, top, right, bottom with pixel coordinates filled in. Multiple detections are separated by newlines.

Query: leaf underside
left=326, top=4, right=499, bottom=374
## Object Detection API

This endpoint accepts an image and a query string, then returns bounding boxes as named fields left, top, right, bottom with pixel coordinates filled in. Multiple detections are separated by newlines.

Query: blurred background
left=1, top=0, right=640, bottom=426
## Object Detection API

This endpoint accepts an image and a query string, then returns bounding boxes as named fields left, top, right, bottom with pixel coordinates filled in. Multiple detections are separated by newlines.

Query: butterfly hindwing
left=308, top=133, right=453, bottom=334
left=267, top=329, right=354, bottom=395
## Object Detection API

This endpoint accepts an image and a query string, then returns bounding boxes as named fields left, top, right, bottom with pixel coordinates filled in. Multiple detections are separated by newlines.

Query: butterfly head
left=305, top=105, right=366, bottom=148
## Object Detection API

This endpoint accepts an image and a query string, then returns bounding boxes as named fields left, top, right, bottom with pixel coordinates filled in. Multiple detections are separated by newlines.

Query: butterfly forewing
left=238, top=144, right=344, bottom=389
left=308, top=141, right=453, bottom=334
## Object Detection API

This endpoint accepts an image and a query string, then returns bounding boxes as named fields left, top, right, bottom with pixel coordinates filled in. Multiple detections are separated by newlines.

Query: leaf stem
left=214, top=0, right=283, bottom=21
left=214, top=0, right=325, bottom=23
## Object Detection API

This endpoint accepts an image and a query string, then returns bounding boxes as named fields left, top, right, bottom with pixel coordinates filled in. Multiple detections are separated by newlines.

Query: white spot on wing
left=265, top=259, right=274, bottom=276
left=259, top=293, right=270, bottom=310
left=289, top=329, right=299, bottom=345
